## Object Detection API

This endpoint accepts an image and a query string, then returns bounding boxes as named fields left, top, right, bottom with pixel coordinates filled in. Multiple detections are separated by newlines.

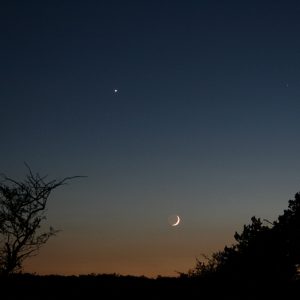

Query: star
left=114, top=89, right=118, bottom=93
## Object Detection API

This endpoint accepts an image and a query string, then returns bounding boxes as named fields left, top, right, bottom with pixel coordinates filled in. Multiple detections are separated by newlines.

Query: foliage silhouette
left=188, top=192, right=300, bottom=283
left=0, top=166, right=80, bottom=276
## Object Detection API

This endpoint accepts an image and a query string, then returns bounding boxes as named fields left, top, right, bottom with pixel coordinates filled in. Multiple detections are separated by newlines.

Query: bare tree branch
left=0, top=167, right=83, bottom=276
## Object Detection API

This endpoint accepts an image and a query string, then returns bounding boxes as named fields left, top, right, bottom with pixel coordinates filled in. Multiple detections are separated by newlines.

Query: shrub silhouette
left=188, top=192, right=300, bottom=283
left=0, top=166, right=80, bottom=276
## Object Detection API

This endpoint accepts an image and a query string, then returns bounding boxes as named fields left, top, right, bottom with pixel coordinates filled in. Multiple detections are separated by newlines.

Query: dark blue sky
left=1, top=0, right=300, bottom=276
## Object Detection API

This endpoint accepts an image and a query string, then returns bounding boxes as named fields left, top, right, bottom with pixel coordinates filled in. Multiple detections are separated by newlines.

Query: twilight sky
left=1, top=0, right=300, bottom=277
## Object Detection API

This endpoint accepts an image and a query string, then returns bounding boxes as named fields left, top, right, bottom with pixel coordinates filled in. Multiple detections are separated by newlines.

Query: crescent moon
left=172, top=215, right=180, bottom=226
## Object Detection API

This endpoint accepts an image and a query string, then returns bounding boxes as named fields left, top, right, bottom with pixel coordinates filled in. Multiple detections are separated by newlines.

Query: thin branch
left=0, top=167, right=84, bottom=275
left=263, top=219, right=275, bottom=226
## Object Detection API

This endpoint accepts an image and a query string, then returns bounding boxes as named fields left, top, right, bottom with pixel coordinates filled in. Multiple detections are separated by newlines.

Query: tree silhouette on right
left=188, top=192, right=300, bottom=284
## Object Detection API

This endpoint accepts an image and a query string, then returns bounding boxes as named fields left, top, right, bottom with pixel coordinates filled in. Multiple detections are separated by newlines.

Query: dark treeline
left=2, top=273, right=196, bottom=300
left=1, top=272, right=299, bottom=299
left=185, top=192, right=300, bottom=285
left=1, top=169, right=300, bottom=299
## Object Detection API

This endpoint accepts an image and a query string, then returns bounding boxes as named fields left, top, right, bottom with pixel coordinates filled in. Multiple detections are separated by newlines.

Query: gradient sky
left=1, top=0, right=300, bottom=277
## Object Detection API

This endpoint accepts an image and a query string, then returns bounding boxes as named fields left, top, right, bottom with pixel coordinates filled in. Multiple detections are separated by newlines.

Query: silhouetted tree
left=272, top=192, right=300, bottom=278
left=0, top=167, right=80, bottom=276
left=189, top=192, right=300, bottom=283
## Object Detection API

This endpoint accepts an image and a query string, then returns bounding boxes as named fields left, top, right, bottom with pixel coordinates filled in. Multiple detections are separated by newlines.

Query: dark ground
left=1, top=273, right=299, bottom=299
